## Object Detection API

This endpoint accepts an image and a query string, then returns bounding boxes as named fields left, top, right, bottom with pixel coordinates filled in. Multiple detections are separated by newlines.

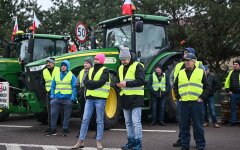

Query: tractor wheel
left=35, top=111, right=48, bottom=124
left=0, top=108, right=9, bottom=122
left=104, top=86, right=121, bottom=129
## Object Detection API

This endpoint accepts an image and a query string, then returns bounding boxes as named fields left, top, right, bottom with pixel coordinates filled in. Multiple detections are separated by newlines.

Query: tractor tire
left=35, top=111, right=62, bottom=125
left=0, top=108, right=9, bottom=122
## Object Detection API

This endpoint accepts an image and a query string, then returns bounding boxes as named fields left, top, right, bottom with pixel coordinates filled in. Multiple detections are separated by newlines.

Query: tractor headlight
left=29, top=64, right=46, bottom=72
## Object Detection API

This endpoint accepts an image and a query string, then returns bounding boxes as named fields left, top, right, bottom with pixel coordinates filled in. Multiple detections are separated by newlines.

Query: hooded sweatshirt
left=50, top=60, right=77, bottom=101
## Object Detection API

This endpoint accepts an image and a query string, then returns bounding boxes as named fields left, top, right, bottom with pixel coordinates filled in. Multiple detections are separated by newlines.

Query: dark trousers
left=46, top=92, right=51, bottom=127
left=179, top=101, right=205, bottom=149
left=230, top=93, right=240, bottom=123
left=203, top=96, right=217, bottom=123
left=151, top=96, right=166, bottom=123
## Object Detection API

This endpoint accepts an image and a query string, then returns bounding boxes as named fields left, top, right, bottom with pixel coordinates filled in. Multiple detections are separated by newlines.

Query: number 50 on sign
left=75, top=22, right=88, bottom=43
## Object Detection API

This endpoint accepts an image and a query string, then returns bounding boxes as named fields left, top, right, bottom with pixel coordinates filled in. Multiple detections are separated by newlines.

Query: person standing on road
left=71, top=53, right=110, bottom=149
left=173, top=53, right=209, bottom=150
left=203, top=65, right=221, bottom=128
left=41, top=57, right=60, bottom=133
left=148, top=64, right=169, bottom=126
left=170, top=47, right=205, bottom=147
left=116, top=47, right=145, bottom=150
left=45, top=60, right=77, bottom=137
left=224, top=59, right=240, bottom=126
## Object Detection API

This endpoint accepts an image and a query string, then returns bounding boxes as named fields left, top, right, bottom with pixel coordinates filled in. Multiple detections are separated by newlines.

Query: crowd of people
left=40, top=46, right=240, bottom=150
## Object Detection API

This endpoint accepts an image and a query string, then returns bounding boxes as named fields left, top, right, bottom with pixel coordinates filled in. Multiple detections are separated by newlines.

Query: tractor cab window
left=136, top=24, right=167, bottom=63
left=19, top=40, right=30, bottom=62
left=106, top=25, right=131, bottom=48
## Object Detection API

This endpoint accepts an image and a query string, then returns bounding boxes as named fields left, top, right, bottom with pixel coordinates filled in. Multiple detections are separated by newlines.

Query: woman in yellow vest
left=173, top=53, right=209, bottom=150
left=45, top=60, right=77, bottom=137
left=41, top=57, right=60, bottom=133
left=148, top=64, right=168, bottom=126
left=72, top=53, right=110, bottom=149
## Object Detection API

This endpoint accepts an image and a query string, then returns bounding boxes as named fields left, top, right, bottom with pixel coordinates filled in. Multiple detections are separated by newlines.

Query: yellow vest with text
left=43, top=67, right=60, bottom=92
left=152, top=73, right=166, bottom=92
left=78, top=69, right=85, bottom=87
left=86, top=66, right=110, bottom=98
left=54, top=71, right=73, bottom=94
left=174, top=61, right=201, bottom=82
left=178, top=68, right=204, bottom=101
left=119, top=62, right=144, bottom=96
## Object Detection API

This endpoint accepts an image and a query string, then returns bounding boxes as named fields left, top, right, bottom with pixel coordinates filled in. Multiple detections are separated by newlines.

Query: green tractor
left=24, top=14, right=181, bottom=128
left=0, top=32, right=70, bottom=121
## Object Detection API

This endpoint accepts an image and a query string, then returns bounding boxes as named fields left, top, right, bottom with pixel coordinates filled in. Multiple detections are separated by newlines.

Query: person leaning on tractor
left=148, top=64, right=169, bottom=126
left=116, top=47, right=145, bottom=150
left=45, top=60, right=77, bottom=137
left=173, top=53, right=209, bottom=150
left=224, top=59, right=240, bottom=126
left=41, top=57, right=60, bottom=133
left=202, top=65, right=221, bottom=128
left=72, top=53, right=110, bottom=149
left=170, top=47, right=205, bottom=148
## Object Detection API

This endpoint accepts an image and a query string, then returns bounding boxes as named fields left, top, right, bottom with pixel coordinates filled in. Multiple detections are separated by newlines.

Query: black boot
left=173, top=139, right=181, bottom=147
left=132, top=139, right=142, bottom=150
left=121, top=137, right=135, bottom=150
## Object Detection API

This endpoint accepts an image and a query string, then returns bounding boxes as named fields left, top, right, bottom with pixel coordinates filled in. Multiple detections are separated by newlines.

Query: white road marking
left=110, top=129, right=176, bottom=133
left=0, top=143, right=121, bottom=150
left=6, top=145, right=22, bottom=150
left=0, top=125, right=33, bottom=128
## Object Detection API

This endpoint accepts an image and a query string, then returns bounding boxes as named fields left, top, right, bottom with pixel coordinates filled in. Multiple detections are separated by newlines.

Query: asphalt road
left=0, top=115, right=239, bottom=150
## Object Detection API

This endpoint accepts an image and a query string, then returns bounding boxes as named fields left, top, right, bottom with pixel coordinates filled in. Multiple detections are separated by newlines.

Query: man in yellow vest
left=224, top=59, right=240, bottom=126
left=148, top=64, right=169, bottom=126
left=173, top=53, right=209, bottom=150
left=41, top=57, right=59, bottom=133
left=171, top=47, right=204, bottom=147
left=45, top=60, right=77, bottom=137
left=72, top=53, right=110, bottom=149
left=116, top=47, right=145, bottom=150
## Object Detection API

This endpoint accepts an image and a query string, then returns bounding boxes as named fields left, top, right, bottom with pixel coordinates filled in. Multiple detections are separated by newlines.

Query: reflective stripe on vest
left=54, top=71, right=73, bottom=94
left=152, top=73, right=166, bottom=92
left=174, top=61, right=201, bottom=82
left=224, top=70, right=236, bottom=89
left=178, top=68, right=204, bottom=101
left=78, top=69, right=85, bottom=87
left=119, top=62, right=144, bottom=96
left=86, top=66, right=110, bottom=98
left=43, top=67, right=60, bottom=92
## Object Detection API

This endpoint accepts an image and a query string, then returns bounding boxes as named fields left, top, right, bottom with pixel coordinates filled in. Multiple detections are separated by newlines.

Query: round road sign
left=75, top=22, right=88, bottom=43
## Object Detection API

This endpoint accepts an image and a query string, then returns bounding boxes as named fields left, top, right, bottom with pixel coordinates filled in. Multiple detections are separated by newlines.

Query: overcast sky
left=37, top=0, right=53, bottom=10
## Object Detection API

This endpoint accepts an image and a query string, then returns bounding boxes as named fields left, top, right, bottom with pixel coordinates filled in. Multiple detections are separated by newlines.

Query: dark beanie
left=84, top=57, right=94, bottom=67
left=233, top=59, right=240, bottom=65
left=156, top=64, right=163, bottom=69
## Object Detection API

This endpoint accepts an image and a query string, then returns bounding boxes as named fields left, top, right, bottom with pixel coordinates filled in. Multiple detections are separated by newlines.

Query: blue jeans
left=179, top=101, right=205, bottom=149
left=50, top=99, right=72, bottom=130
left=151, top=96, right=166, bottom=123
left=203, top=96, right=217, bottom=123
left=123, top=107, right=142, bottom=140
left=230, top=93, right=240, bottom=123
left=79, top=99, right=106, bottom=141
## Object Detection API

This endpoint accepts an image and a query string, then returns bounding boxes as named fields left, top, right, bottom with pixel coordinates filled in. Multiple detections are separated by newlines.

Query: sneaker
left=151, top=122, right=157, bottom=126
left=44, top=127, right=51, bottom=133
left=203, top=122, right=209, bottom=127
left=214, top=123, right=220, bottom=128
left=45, top=129, right=57, bottom=136
left=62, top=129, right=69, bottom=137
left=227, top=123, right=236, bottom=126
left=159, top=121, right=166, bottom=126
left=173, top=139, right=181, bottom=147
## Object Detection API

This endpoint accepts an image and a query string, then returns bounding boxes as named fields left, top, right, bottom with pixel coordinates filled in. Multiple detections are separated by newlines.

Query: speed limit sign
left=75, top=22, right=88, bottom=43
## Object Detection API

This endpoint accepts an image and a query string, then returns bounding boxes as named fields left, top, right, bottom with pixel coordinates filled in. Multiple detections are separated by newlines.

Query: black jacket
left=76, top=70, right=88, bottom=101
left=148, top=72, right=169, bottom=98
left=84, top=64, right=109, bottom=100
left=206, top=72, right=221, bottom=96
left=173, top=67, right=209, bottom=101
left=116, top=61, right=145, bottom=110
left=226, top=70, right=240, bottom=94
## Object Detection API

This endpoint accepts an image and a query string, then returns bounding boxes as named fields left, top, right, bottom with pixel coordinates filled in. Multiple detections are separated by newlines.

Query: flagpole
left=131, top=12, right=136, bottom=54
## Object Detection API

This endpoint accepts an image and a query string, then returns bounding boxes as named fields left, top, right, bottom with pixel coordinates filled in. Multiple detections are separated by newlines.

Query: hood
left=61, top=60, right=70, bottom=71
left=185, top=47, right=196, bottom=55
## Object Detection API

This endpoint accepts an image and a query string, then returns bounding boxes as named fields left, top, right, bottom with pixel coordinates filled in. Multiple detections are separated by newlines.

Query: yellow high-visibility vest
left=54, top=71, right=73, bottom=94
left=174, top=61, right=201, bottom=82
left=178, top=68, right=204, bottom=101
left=224, top=70, right=240, bottom=89
left=78, top=69, right=85, bottom=87
left=118, top=62, right=144, bottom=96
left=43, top=67, right=60, bottom=92
left=152, top=73, right=166, bottom=92
left=86, top=66, right=110, bottom=98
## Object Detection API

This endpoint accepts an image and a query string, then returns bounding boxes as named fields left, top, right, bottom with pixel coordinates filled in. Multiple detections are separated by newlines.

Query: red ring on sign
left=75, top=22, right=88, bottom=43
